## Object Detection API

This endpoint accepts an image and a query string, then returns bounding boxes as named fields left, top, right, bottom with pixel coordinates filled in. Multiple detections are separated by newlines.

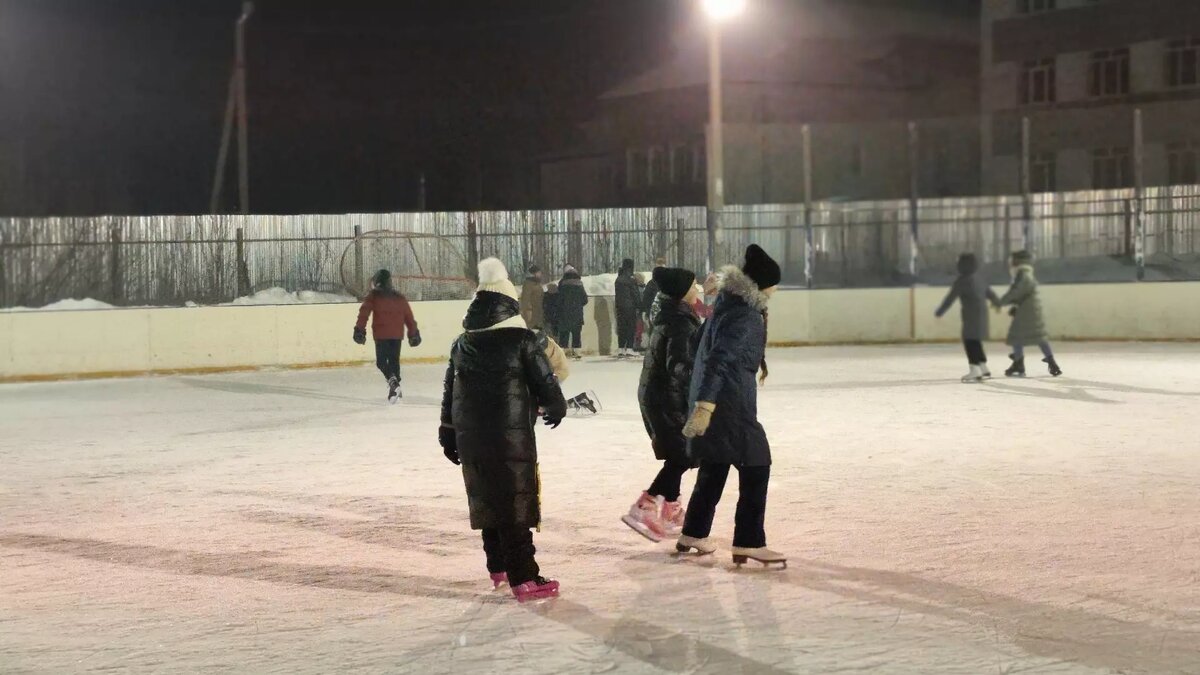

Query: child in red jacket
left=354, top=269, right=420, bottom=403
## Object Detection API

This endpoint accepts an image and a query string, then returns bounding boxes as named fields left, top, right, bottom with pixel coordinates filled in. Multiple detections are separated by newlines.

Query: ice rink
left=2, top=343, right=1199, bottom=674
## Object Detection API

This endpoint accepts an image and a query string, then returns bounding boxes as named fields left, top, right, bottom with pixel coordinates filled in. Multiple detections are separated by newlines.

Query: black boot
left=1043, top=357, right=1062, bottom=377
left=1005, top=355, right=1026, bottom=378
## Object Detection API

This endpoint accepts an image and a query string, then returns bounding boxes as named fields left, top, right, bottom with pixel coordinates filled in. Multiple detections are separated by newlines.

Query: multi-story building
left=538, top=3, right=980, bottom=209
left=982, top=0, right=1200, bottom=194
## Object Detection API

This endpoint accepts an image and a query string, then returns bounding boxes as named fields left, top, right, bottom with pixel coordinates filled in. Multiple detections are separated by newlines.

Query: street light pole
left=701, top=0, right=743, bottom=272
left=706, top=21, right=724, bottom=273
left=235, top=1, right=254, bottom=215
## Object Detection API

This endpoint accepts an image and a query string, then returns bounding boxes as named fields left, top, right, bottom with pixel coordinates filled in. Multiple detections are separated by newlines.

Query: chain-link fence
left=3, top=186, right=1199, bottom=309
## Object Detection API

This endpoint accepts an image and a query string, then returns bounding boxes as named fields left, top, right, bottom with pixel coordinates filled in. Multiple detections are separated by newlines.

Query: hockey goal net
left=339, top=230, right=475, bottom=301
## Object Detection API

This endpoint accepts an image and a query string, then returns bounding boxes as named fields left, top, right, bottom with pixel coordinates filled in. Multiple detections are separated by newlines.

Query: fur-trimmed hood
left=717, top=266, right=770, bottom=312
left=1013, top=263, right=1036, bottom=282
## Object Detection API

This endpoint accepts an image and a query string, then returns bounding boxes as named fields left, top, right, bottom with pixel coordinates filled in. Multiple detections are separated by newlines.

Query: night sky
left=0, top=0, right=977, bottom=216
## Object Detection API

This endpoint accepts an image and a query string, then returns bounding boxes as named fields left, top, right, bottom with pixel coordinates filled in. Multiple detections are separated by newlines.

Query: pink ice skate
left=489, top=572, right=508, bottom=590
left=660, top=500, right=686, bottom=537
left=621, top=492, right=667, bottom=542
left=511, top=577, right=560, bottom=603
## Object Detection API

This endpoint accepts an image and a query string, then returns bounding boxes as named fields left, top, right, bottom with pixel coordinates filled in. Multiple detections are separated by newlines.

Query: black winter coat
left=638, top=296, right=702, bottom=465
left=615, top=271, right=641, bottom=321
left=640, top=269, right=662, bottom=315
left=441, top=291, right=567, bottom=530
left=556, top=273, right=589, bottom=329
left=688, top=267, right=771, bottom=467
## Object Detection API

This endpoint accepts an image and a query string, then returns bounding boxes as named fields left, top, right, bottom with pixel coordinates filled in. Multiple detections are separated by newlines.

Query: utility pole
left=236, top=2, right=254, bottom=215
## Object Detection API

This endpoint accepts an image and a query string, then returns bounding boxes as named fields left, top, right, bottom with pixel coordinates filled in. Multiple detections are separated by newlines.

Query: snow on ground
left=2, top=344, right=1199, bottom=674
left=0, top=298, right=120, bottom=312
left=221, top=287, right=358, bottom=306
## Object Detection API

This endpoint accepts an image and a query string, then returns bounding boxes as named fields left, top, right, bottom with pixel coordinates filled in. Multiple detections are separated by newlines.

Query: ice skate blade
left=732, top=555, right=787, bottom=569
left=674, top=543, right=715, bottom=556
left=622, top=515, right=664, bottom=543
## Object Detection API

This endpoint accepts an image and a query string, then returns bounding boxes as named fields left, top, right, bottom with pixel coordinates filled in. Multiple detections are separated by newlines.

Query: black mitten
left=438, top=426, right=460, bottom=465
left=1008, top=307, right=1017, bottom=317
left=353, top=326, right=367, bottom=345
left=408, top=331, right=422, bottom=348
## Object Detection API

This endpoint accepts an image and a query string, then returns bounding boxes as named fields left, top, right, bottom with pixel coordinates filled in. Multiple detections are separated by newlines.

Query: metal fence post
left=1123, top=198, right=1134, bottom=259
left=907, top=121, right=920, bottom=280
left=802, top=123, right=814, bottom=289
left=1020, top=116, right=1033, bottom=253
left=466, top=217, right=480, bottom=282
left=1134, top=108, right=1146, bottom=280
left=236, top=227, right=250, bottom=298
left=568, top=216, right=583, bottom=272
left=675, top=218, right=686, bottom=272
left=352, top=225, right=363, bottom=295
left=109, top=224, right=123, bottom=304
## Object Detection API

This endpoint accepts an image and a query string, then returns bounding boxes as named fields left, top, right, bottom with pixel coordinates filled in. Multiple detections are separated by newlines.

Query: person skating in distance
left=353, top=269, right=420, bottom=403
left=676, top=245, right=786, bottom=568
left=935, top=252, right=1001, bottom=383
left=439, top=258, right=568, bottom=602
left=556, top=265, right=589, bottom=360
left=997, top=250, right=1063, bottom=378
left=614, top=258, right=641, bottom=358
left=624, top=267, right=702, bottom=542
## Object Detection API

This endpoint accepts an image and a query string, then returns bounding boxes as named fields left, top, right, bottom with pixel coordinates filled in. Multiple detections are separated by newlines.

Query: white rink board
left=1, top=344, right=1199, bottom=673
left=2, top=282, right=1199, bottom=379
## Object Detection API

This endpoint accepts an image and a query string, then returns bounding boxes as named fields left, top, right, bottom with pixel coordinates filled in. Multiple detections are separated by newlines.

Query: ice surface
left=2, top=344, right=1199, bottom=674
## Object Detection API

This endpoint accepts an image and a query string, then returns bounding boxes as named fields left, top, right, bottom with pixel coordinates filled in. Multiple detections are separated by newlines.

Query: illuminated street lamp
left=700, top=0, right=745, bottom=271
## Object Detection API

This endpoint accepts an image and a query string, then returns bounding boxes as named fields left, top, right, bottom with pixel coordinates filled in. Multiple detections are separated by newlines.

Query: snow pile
left=1, top=298, right=118, bottom=312
left=222, top=287, right=357, bottom=306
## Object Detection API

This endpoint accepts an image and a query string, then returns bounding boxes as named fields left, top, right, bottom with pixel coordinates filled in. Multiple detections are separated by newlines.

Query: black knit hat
left=620, top=258, right=635, bottom=274
left=653, top=267, right=696, bottom=300
left=528, top=264, right=541, bottom=275
left=742, top=245, right=781, bottom=290
left=373, top=269, right=392, bottom=287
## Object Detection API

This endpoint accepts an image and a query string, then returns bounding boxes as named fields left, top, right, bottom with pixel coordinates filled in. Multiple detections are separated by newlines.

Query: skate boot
left=387, top=376, right=402, bottom=403
left=570, top=392, right=598, bottom=415
left=621, top=492, right=666, bottom=542
left=489, top=572, right=508, bottom=590
left=979, top=364, right=992, bottom=379
left=731, top=546, right=788, bottom=569
left=1004, top=356, right=1026, bottom=378
left=675, top=535, right=717, bottom=555
left=512, top=576, right=560, bottom=603
left=961, top=365, right=984, bottom=383
left=567, top=349, right=582, bottom=361
left=660, top=501, right=686, bottom=537
left=1044, top=357, right=1063, bottom=377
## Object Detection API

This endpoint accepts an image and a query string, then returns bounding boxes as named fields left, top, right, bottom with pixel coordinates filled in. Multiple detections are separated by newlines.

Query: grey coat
left=935, top=275, right=999, bottom=341
left=998, top=264, right=1048, bottom=346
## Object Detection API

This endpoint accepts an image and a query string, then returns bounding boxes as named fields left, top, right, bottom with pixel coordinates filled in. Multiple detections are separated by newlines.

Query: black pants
left=558, top=326, right=582, bottom=349
left=616, top=310, right=638, bottom=350
left=480, top=527, right=540, bottom=586
left=374, top=339, right=401, bottom=381
left=647, top=460, right=691, bottom=502
left=682, top=463, right=770, bottom=548
left=962, top=339, right=987, bottom=366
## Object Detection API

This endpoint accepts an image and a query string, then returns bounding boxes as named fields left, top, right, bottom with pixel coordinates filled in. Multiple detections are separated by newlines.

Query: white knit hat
left=476, top=258, right=519, bottom=301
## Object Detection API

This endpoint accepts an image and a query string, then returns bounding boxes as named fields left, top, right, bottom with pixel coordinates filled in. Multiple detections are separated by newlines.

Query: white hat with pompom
left=476, top=258, right=519, bottom=301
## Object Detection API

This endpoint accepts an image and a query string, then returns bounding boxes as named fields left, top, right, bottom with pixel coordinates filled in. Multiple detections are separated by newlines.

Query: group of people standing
left=354, top=244, right=1063, bottom=603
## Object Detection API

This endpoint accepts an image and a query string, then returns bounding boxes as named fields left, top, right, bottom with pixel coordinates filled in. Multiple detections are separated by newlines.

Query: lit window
left=1087, top=48, right=1130, bottom=98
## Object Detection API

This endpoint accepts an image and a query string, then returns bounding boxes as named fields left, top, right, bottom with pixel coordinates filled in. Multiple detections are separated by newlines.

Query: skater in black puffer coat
left=439, top=258, right=568, bottom=601
left=622, top=268, right=702, bottom=542
left=556, top=266, right=589, bottom=357
left=614, top=258, right=641, bottom=357
left=676, top=245, right=786, bottom=567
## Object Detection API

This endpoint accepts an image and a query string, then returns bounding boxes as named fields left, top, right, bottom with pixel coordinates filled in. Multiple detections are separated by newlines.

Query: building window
left=1030, top=152, right=1057, bottom=192
left=626, top=149, right=648, bottom=189
left=1166, top=38, right=1200, bottom=88
left=692, top=144, right=707, bottom=184
left=1167, top=142, right=1200, bottom=185
left=647, top=147, right=669, bottom=186
left=670, top=145, right=693, bottom=184
left=1019, top=58, right=1056, bottom=105
left=1018, top=0, right=1056, bottom=14
left=1091, top=147, right=1132, bottom=189
left=1088, top=49, right=1130, bottom=98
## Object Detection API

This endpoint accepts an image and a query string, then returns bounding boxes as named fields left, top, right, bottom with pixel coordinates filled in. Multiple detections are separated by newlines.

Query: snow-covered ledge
left=2, top=282, right=1198, bottom=382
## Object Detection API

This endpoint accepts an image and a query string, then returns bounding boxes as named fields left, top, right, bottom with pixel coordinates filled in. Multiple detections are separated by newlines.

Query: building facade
left=982, top=0, right=1200, bottom=194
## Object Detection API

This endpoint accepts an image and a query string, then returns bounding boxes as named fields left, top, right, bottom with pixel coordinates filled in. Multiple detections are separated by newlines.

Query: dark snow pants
left=374, top=339, right=402, bottom=381
left=962, top=339, right=988, bottom=366
left=481, top=527, right=540, bottom=587
left=558, top=326, right=582, bottom=350
left=682, top=463, right=770, bottom=549
left=647, top=460, right=691, bottom=503
left=616, top=309, right=638, bottom=350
